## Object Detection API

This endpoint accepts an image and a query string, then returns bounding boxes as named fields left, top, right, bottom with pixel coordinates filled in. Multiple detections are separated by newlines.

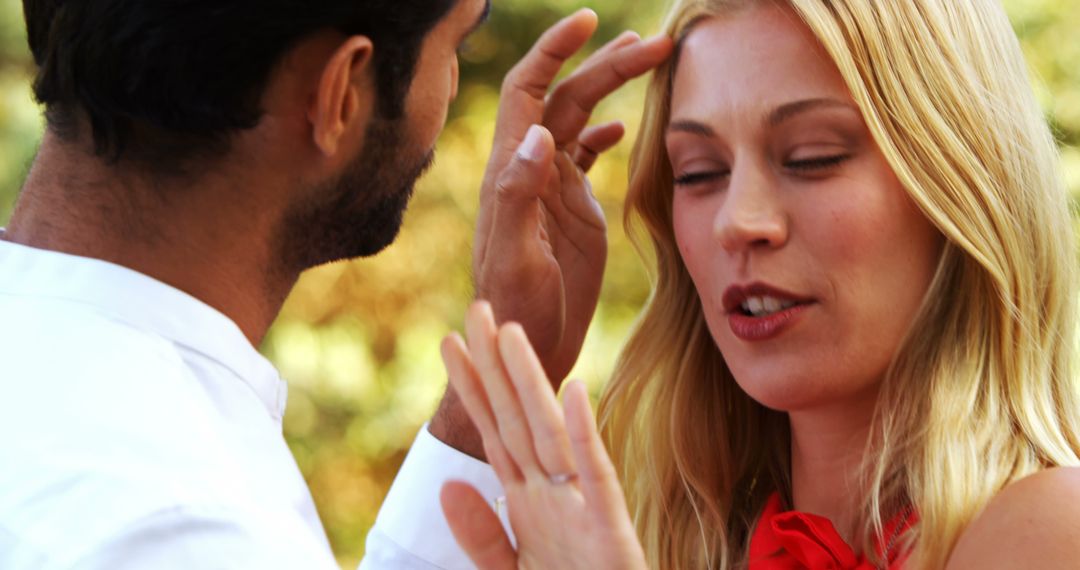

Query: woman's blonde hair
left=597, top=0, right=1080, bottom=568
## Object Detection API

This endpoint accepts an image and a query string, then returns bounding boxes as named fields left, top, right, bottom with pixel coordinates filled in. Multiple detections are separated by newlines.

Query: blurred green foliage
left=0, top=0, right=1077, bottom=567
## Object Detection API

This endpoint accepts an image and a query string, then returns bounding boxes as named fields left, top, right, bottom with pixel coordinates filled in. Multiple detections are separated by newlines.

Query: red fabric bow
left=748, top=493, right=914, bottom=569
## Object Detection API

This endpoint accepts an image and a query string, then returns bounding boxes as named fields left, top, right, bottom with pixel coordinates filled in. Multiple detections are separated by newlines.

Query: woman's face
left=666, top=5, right=943, bottom=412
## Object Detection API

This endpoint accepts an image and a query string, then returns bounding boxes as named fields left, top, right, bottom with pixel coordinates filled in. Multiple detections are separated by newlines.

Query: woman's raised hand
left=438, top=301, right=647, bottom=570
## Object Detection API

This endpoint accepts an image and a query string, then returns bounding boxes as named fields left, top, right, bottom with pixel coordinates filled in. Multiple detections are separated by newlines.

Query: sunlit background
left=1, top=0, right=1077, bottom=567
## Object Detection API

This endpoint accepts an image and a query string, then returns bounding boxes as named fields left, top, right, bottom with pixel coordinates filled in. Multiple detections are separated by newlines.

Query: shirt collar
left=0, top=233, right=287, bottom=420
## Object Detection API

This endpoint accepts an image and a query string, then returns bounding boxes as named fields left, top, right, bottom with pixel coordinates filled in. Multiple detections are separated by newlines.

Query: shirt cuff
left=368, top=423, right=509, bottom=569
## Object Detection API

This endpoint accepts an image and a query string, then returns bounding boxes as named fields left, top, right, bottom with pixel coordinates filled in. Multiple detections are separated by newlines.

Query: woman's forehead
left=671, top=7, right=850, bottom=118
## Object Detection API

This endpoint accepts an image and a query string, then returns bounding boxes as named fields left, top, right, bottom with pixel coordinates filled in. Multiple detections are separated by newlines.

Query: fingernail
left=517, top=125, right=546, bottom=161
left=648, top=33, right=674, bottom=46
left=577, top=8, right=597, bottom=20
left=478, top=300, right=494, bottom=320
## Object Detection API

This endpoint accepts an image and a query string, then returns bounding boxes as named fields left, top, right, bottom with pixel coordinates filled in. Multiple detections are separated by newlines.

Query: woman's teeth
left=741, top=296, right=798, bottom=317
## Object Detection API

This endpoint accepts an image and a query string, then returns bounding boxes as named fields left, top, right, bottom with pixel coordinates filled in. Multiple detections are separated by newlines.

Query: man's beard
left=276, top=115, right=434, bottom=274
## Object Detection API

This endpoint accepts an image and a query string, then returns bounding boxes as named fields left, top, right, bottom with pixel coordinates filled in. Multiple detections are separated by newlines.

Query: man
left=0, top=0, right=671, bottom=567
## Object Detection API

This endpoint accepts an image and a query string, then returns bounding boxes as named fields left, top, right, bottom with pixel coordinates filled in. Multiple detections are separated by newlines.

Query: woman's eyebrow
left=667, top=119, right=716, bottom=138
left=667, top=99, right=856, bottom=138
left=767, top=98, right=856, bottom=126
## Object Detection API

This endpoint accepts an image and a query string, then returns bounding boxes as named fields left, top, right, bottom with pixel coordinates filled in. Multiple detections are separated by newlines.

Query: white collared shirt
left=0, top=236, right=338, bottom=569
left=360, top=428, right=507, bottom=570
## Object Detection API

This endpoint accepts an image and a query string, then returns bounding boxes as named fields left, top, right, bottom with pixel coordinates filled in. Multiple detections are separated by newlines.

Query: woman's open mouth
left=722, top=283, right=815, bottom=341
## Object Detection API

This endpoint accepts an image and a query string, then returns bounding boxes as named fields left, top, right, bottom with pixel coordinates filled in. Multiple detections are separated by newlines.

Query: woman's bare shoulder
left=945, top=467, right=1080, bottom=569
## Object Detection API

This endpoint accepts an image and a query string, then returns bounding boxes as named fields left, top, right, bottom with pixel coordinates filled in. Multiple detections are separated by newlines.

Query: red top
left=748, top=493, right=916, bottom=569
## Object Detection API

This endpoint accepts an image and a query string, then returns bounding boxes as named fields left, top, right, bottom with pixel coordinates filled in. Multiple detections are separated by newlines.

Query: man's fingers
left=441, top=481, right=517, bottom=570
left=553, top=152, right=605, bottom=231
left=543, top=34, right=674, bottom=146
left=493, top=125, right=555, bottom=208
left=492, top=8, right=598, bottom=152
left=563, top=380, right=628, bottom=517
left=479, top=22, right=665, bottom=251
left=441, top=334, right=521, bottom=483
left=502, top=9, right=598, bottom=99
left=479, top=124, right=556, bottom=270
left=580, top=30, right=641, bottom=66
left=574, top=121, right=625, bottom=172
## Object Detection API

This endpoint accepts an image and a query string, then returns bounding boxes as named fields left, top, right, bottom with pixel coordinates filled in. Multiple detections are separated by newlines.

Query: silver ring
left=548, top=472, right=579, bottom=485
left=493, top=495, right=507, bottom=516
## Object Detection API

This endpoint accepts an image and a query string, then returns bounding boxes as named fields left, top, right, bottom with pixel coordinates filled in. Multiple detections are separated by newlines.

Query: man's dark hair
left=22, top=0, right=457, bottom=169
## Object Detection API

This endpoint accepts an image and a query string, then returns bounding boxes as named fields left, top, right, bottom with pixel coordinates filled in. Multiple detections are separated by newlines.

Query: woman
left=438, top=0, right=1080, bottom=567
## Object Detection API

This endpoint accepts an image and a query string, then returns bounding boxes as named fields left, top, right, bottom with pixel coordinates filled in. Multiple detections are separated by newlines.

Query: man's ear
left=308, top=36, right=375, bottom=157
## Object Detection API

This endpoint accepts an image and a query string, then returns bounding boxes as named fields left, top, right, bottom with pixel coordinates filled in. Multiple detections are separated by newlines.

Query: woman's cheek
left=803, top=201, right=873, bottom=266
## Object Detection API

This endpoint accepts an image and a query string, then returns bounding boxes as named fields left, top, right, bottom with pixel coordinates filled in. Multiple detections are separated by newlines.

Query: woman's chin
left=730, top=367, right=879, bottom=414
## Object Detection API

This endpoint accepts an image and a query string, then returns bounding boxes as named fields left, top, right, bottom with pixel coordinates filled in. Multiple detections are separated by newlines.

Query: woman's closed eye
left=672, top=149, right=853, bottom=188
left=674, top=169, right=729, bottom=187
left=783, top=153, right=852, bottom=174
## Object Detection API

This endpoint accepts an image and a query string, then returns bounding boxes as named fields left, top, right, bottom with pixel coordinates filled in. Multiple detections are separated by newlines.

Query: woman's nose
left=714, top=162, right=788, bottom=252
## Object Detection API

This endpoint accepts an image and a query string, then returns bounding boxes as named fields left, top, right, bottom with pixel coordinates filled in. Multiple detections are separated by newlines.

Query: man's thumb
left=494, top=124, right=555, bottom=210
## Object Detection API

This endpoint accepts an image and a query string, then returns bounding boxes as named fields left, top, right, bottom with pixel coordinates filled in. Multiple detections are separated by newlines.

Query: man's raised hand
left=474, top=9, right=673, bottom=384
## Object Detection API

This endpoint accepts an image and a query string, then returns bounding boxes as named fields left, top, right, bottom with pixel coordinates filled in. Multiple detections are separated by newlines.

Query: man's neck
left=4, top=132, right=297, bottom=347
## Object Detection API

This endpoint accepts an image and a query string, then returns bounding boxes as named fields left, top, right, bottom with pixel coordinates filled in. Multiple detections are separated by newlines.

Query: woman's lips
left=721, top=282, right=815, bottom=341
left=727, top=302, right=811, bottom=341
